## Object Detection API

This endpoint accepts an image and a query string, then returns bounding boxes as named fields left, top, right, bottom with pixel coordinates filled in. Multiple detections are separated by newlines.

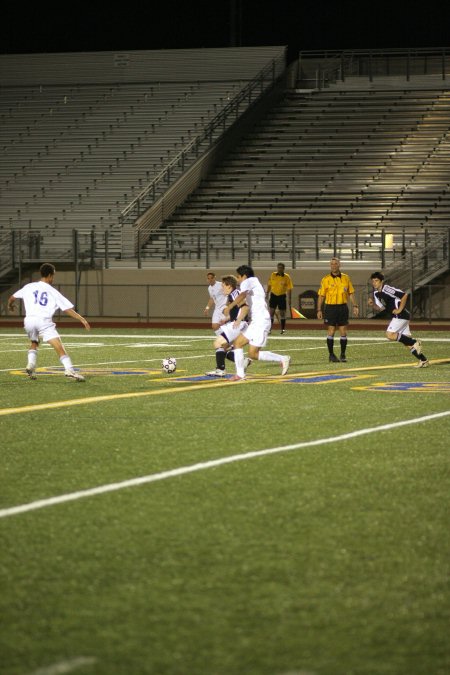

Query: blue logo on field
left=288, top=374, right=358, bottom=384
left=355, top=382, right=450, bottom=392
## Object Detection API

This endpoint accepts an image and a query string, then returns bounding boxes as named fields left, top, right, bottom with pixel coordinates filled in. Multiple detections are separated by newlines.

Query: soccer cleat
left=414, top=359, right=429, bottom=368
left=340, top=354, right=347, bottom=362
left=281, top=329, right=286, bottom=334
left=229, top=374, right=245, bottom=382
left=413, top=340, right=422, bottom=354
left=26, top=366, right=37, bottom=380
left=281, top=355, right=291, bottom=376
left=65, top=369, right=85, bottom=381
left=205, top=369, right=225, bottom=377
left=243, top=357, right=252, bottom=372
left=329, top=354, right=339, bottom=363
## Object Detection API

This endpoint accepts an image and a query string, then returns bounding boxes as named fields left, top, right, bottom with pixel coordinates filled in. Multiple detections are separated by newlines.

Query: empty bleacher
left=0, top=46, right=286, bottom=266
left=2, top=47, right=450, bottom=271
left=143, top=85, right=450, bottom=263
left=0, top=82, right=244, bottom=232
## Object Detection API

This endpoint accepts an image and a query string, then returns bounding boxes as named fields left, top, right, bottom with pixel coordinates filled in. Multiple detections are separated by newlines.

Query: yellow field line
left=291, top=357, right=450, bottom=377
left=0, top=380, right=235, bottom=417
left=1, top=359, right=449, bottom=417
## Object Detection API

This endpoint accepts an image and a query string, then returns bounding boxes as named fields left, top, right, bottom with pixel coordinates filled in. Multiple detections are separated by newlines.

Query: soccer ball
left=162, top=357, right=177, bottom=374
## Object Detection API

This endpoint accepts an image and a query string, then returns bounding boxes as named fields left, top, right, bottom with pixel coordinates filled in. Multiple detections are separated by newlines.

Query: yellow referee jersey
left=318, top=273, right=354, bottom=305
left=267, top=272, right=293, bottom=296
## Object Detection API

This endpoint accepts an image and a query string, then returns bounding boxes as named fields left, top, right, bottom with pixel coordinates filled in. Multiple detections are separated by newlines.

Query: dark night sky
left=2, top=0, right=449, bottom=63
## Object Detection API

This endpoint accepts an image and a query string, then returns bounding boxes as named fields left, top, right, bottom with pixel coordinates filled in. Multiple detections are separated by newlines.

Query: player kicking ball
left=205, top=275, right=251, bottom=377
left=223, top=265, right=290, bottom=381
left=8, top=262, right=90, bottom=381
left=368, top=272, right=429, bottom=367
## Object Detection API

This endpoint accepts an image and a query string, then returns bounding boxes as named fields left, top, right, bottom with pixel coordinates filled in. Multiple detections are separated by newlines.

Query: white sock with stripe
left=60, top=355, right=74, bottom=372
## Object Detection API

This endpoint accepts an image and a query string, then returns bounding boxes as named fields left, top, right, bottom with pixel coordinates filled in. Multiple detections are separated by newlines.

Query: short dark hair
left=236, top=265, right=254, bottom=278
left=221, top=275, right=237, bottom=288
left=370, top=271, right=384, bottom=281
left=40, top=263, right=56, bottom=277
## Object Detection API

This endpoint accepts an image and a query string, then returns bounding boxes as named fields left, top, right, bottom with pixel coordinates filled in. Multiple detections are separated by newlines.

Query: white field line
left=0, top=336, right=440, bottom=373
left=1, top=410, right=449, bottom=520
left=0, top=340, right=430, bottom=371
left=0, top=333, right=211, bottom=339
left=0, top=354, right=209, bottom=373
left=26, top=657, right=96, bottom=675
left=1, top=333, right=449, bottom=342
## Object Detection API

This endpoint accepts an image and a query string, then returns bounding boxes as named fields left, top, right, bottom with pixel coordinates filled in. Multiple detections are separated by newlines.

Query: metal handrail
left=2, top=226, right=449, bottom=286
left=299, top=47, right=449, bottom=89
left=119, top=56, right=285, bottom=226
left=384, top=231, right=450, bottom=291
left=141, top=225, right=450, bottom=271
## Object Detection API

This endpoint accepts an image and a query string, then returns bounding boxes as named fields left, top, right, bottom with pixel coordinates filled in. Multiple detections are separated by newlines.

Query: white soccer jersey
left=13, top=281, right=73, bottom=320
left=208, top=281, right=227, bottom=312
left=240, top=276, right=270, bottom=321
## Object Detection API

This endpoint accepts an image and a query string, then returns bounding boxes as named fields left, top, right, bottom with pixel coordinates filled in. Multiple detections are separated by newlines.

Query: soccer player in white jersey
left=203, top=271, right=228, bottom=333
left=223, top=265, right=291, bottom=381
left=205, top=275, right=251, bottom=377
left=8, top=262, right=90, bottom=381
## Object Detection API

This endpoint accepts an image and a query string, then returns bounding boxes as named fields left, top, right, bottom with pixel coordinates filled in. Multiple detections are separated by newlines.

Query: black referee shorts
left=269, top=293, right=287, bottom=311
left=324, top=303, right=349, bottom=327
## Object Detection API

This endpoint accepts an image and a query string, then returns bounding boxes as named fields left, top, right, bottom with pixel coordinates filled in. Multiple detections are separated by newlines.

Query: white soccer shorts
left=242, top=317, right=271, bottom=348
left=220, top=320, right=249, bottom=344
left=212, top=307, right=226, bottom=326
left=24, top=317, right=61, bottom=343
left=386, top=317, right=411, bottom=336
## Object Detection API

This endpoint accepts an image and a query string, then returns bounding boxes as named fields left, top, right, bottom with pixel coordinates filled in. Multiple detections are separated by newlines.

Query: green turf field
left=0, top=327, right=449, bottom=675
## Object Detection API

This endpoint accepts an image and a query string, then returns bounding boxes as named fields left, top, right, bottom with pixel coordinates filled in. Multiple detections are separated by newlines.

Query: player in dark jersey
left=205, top=275, right=251, bottom=377
left=368, top=272, right=429, bottom=367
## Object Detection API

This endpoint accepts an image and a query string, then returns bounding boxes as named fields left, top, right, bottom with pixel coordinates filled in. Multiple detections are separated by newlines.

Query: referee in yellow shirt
left=266, top=263, right=293, bottom=334
left=317, top=257, right=359, bottom=362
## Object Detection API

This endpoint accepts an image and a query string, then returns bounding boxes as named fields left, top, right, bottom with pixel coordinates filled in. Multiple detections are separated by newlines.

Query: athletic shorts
left=242, top=316, right=271, bottom=348
left=324, top=303, right=349, bottom=327
left=269, top=293, right=287, bottom=311
left=212, top=306, right=226, bottom=326
left=386, top=317, right=411, bottom=336
left=24, top=316, right=60, bottom=343
left=220, top=320, right=249, bottom=345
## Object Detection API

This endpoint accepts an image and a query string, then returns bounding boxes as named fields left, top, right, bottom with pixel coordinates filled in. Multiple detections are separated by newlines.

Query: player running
left=205, top=275, right=251, bottom=377
left=223, top=265, right=290, bottom=381
left=368, top=272, right=429, bottom=367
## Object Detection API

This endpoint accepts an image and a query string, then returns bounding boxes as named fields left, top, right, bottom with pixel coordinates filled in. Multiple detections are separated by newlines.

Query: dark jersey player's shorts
left=324, top=303, right=349, bottom=326
left=269, top=293, right=287, bottom=311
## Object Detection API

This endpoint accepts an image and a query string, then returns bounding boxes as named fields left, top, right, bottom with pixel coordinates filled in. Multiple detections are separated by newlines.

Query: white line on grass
left=26, top=656, right=96, bottom=675
left=1, top=410, right=449, bottom=520
left=1, top=354, right=212, bottom=373
left=1, top=333, right=450, bottom=342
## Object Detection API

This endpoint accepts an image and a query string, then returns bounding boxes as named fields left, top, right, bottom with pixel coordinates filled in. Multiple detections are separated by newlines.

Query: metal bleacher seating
left=0, top=46, right=286, bottom=267
left=0, top=81, right=245, bottom=255
left=2, top=47, right=450, bottom=271
left=142, top=84, right=450, bottom=263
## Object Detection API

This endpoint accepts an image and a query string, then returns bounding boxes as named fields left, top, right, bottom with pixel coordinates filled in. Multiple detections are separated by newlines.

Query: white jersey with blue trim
left=13, top=281, right=73, bottom=320
left=240, top=276, right=270, bottom=321
left=208, top=281, right=227, bottom=312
